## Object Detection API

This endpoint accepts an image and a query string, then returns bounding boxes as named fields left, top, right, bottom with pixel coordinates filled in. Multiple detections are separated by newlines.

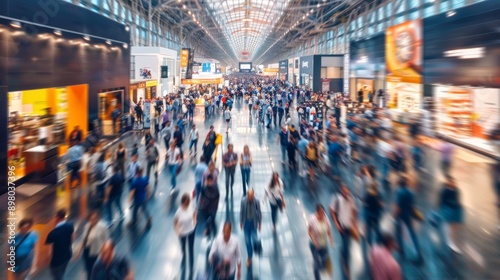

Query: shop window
left=410, top=10, right=419, bottom=19
left=91, top=0, right=100, bottom=5
left=386, top=2, right=392, bottom=16
left=440, top=0, right=449, bottom=13
left=410, top=0, right=419, bottom=9
left=452, top=0, right=465, bottom=9
left=377, top=7, right=384, bottom=21
left=396, top=1, right=405, bottom=14
left=102, top=0, right=110, bottom=11
left=424, top=5, right=434, bottom=17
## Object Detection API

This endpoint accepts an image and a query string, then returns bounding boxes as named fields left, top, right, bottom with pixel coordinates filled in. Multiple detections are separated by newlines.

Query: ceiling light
left=125, top=25, right=130, bottom=31
left=188, top=11, right=191, bottom=15
left=310, top=9, right=314, bottom=13
left=106, top=40, right=111, bottom=45
left=317, top=3, right=320, bottom=7
left=446, top=10, right=456, bottom=17
left=53, top=29, right=62, bottom=36
left=123, top=43, right=128, bottom=49
left=83, top=35, right=90, bottom=41
left=182, top=5, right=186, bottom=9
left=10, top=21, right=21, bottom=28
left=302, top=16, right=305, bottom=19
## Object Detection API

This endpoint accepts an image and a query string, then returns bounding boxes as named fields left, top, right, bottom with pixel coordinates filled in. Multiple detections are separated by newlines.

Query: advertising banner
left=143, top=100, right=151, bottom=129
left=386, top=20, right=422, bottom=84
left=300, top=56, right=314, bottom=76
left=180, top=48, right=189, bottom=79
left=186, top=49, right=194, bottom=79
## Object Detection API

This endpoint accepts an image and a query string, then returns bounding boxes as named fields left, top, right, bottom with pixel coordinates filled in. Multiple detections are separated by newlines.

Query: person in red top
left=222, top=95, right=227, bottom=110
left=370, top=233, right=402, bottom=280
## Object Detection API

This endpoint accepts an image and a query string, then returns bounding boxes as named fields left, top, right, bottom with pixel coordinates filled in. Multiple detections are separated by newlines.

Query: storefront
left=131, top=46, right=177, bottom=96
left=349, top=34, right=385, bottom=102
left=386, top=19, right=423, bottom=121
left=299, top=55, right=344, bottom=93
left=99, top=89, right=125, bottom=135
left=130, top=80, right=158, bottom=105
left=0, top=0, right=131, bottom=191
left=424, top=0, right=500, bottom=157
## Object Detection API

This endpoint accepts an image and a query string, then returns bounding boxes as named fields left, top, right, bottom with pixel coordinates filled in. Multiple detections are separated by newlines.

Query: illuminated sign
left=444, top=47, right=485, bottom=59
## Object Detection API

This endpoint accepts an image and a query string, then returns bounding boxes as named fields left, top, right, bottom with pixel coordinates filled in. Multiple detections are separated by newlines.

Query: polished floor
left=1, top=99, right=499, bottom=280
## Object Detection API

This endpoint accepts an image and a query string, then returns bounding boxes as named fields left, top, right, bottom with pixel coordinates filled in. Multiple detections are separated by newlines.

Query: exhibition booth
left=299, top=55, right=344, bottom=93
left=0, top=0, right=131, bottom=191
left=131, top=46, right=178, bottom=96
left=424, top=0, right=500, bottom=157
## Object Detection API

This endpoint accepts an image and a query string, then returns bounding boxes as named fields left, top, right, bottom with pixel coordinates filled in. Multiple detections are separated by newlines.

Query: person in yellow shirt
left=306, top=141, right=319, bottom=182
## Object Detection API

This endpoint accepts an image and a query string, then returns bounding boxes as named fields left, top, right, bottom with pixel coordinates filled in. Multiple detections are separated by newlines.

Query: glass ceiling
left=207, top=0, right=290, bottom=60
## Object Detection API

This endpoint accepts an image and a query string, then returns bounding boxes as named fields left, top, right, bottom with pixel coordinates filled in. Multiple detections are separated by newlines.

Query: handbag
left=253, top=239, right=263, bottom=255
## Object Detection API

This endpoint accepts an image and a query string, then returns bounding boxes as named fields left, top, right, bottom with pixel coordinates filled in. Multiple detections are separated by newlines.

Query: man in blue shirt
left=328, top=135, right=343, bottom=179
left=194, top=155, right=208, bottom=202
left=128, top=167, right=152, bottom=228
left=90, top=240, right=133, bottom=280
left=65, top=142, right=84, bottom=187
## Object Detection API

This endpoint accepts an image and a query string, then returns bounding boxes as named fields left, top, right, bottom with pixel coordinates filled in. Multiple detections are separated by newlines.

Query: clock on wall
left=395, top=30, right=415, bottom=65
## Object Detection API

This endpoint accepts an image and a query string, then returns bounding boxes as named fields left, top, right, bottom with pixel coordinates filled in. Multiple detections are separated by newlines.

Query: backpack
left=94, top=162, right=106, bottom=182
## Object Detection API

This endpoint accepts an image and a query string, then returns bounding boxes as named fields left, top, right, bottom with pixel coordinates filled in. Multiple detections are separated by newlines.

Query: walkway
left=1, top=99, right=499, bottom=280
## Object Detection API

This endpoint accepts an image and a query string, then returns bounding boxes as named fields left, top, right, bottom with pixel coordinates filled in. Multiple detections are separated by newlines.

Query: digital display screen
left=240, top=63, right=252, bottom=70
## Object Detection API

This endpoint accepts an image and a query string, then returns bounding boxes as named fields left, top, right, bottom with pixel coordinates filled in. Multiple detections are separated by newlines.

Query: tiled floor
left=1, top=99, right=499, bottom=280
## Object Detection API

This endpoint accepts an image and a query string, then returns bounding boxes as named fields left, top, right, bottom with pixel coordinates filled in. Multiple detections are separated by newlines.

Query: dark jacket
left=199, top=185, right=220, bottom=214
left=240, top=197, right=262, bottom=228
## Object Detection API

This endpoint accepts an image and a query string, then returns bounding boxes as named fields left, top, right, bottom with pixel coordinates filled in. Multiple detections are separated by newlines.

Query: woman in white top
left=174, top=193, right=197, bottom=275
left=75, top=211, right=109, bottom=280
left=265, top=172, right=285, bottom=232
left=167, top=142, right=182, bottom=191
left=308, top=205, right=334, bottom=280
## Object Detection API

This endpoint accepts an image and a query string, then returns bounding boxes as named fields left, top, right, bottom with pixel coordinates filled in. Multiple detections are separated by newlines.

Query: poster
left=386, top=20, right=422, bottom=84
left=180, top=48, right=190, bottom=79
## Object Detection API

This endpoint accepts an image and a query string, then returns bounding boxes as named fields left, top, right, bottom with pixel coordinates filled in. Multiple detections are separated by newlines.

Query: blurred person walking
left=167, top=142, right=182, bottom=193
left=45, top=209, right=75, bottom=280
left=222, top=144, right=238, bottom=198
left=198, top=174, right=220, bottom=240
left=370, top=233, right=402, bottom=280
left=75, top=211, right=109, bottom=280
left=128, top=167, right=152, bottom=228
left=308, top=205, right=334, bottom=280
left=240, top=189, right=262, bottom=267
left=439, top=175, right=464, bottom=254
left=174, top=193, right=197, bottom=276
left=13, top=219, right=38, bottom=280
left=240, top=145, right=252, bottom=195
left=104, top=165, right=125, bottom=225
left=265, top=172, right=285, bottom=232
left=209, top=222, right=242, bottom=280
left=90, top=240, right=134, bottom=280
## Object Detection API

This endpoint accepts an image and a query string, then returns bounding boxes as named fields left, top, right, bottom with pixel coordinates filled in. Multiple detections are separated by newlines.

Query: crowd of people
left=11, top=72, right=500, bottom=280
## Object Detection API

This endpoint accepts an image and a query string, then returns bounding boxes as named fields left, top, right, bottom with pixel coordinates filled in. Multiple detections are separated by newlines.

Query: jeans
left=225, top=168, right=235, bottom=196
left=280, top=145, right=287, bottom=162
left=67, top=161, right=81, bottom=184
left=270, top=203, right=279, bottom=226
left=278, top=114, right=283, bottom=126
left=83, top=248, right=98, bottom=280
left=365, top=217, right=381, bottom=245
left=202, top=212, right=217, bottom=239
left=441, top=159, right=451, bottom=177
left=243, top=221, right=258, bottom=258
left=195, top=181, right=202, bottom=202
left=330, top=157, right=341, bottom=178
left=146, top=161, right=158, bottom=181
left=179, top=230, right=195, bottom=271
left=309, top=243, right=328, bottom=280
left=241, top=167, right=251, bottom=195
left=107, top=195, right=124, bottom=223
left=168, top=164, right=179, bottom=189
left=189, top=139, right=198, bottom=153
left=380, top=155, right=390, bottom=178
left=340, top=229, right=352, bottom=274
left=50, top=261, right=69, bottom=280
left=396, top=218, right=421, bottom=258
left=131, top=200, right=151, bottom=224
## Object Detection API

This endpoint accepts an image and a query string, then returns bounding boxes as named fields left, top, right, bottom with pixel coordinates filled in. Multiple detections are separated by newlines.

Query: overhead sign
left=263, top=68, right=279, bottom=73
left=181, top=78, right=224, bottom=85
left=279, top=60, right=288, bottom=73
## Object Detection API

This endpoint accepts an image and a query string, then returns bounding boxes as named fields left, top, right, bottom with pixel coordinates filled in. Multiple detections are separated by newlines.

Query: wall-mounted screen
left=239, top=62, right=252, bottom=72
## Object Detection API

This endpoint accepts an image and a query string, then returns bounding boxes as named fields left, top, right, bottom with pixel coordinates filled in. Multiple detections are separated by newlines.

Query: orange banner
left=386, top=19, right=422, bottom=84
